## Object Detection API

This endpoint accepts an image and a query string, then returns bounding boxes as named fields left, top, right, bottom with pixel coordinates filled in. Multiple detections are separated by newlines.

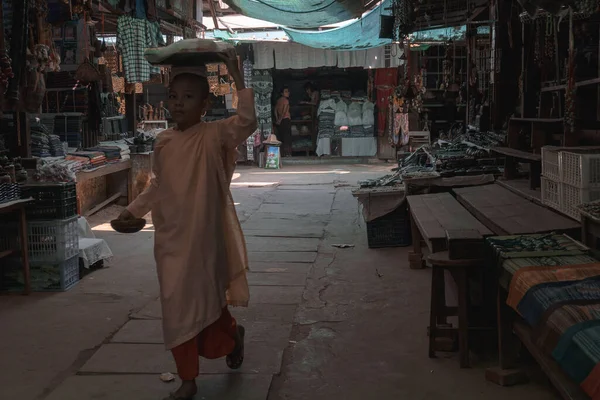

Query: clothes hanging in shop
left=116, top=15, right=165, bottom=83
left=375, top=68, right=398, bottom=136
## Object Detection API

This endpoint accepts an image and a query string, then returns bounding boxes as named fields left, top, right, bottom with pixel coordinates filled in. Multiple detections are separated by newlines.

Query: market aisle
left=41, top=167, right=357, bottom=400
left=3, top=165, right=560, bottom=400
left=267, top=186, right=560, bottom=400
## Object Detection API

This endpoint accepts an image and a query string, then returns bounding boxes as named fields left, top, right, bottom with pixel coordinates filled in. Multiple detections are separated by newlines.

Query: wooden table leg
left=485, top=284, right=528, bottom=386
left=429, top=266, right=441, bottom=358
left=19, top=206, right=30, bottom=295
left=408, top=210, right=425, bottom=269
left=456, top=268, right=470, bottom=368
left=504, top=156, right=518, bottom=180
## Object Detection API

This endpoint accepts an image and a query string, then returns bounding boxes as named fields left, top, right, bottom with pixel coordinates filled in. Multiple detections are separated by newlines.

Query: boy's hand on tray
left=218, top=50, right=245, bottom=90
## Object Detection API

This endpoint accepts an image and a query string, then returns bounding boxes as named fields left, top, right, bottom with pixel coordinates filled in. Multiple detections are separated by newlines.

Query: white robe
left=127, top=89, right=257, bottom=350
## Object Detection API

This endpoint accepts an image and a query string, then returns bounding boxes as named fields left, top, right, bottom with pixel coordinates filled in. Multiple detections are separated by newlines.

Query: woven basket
left=75, top=59, right=101, bottom=82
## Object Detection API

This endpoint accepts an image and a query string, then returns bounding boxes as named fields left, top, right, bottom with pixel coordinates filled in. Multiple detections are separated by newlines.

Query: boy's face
left=168, top=74, right=208, bottom=128
left=283, top=88, right=290, bottom=98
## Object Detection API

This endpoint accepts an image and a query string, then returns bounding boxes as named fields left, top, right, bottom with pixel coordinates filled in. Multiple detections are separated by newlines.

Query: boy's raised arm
left=218, top=51, right=258, bottom=149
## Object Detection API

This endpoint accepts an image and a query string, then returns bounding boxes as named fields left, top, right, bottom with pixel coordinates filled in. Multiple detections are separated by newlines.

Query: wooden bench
left=453, top=184, right=580, bottom=237
left=406, top=193, right=493, bottom=269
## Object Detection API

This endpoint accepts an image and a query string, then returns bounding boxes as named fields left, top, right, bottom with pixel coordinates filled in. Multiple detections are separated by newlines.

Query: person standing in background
left=302, top=82, right=320, bottom=106
left=275, top=86, right=292, bottom=156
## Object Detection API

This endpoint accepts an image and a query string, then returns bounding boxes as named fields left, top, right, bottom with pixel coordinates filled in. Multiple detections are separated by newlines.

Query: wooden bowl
left=110, top=218, right=146, bottom=234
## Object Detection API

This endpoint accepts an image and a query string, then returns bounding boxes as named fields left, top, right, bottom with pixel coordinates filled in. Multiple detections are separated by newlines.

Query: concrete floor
left=0, top=164, right=559, bottom=400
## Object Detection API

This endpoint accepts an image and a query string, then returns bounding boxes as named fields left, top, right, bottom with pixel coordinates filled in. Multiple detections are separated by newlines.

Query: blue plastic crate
left=0, top=255, right=80, bottom=292
left=366, top=204, right=412, bottom=249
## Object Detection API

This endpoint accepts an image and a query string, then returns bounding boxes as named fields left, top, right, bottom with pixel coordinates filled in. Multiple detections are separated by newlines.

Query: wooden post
left=125, top=92, right=137, bottom=135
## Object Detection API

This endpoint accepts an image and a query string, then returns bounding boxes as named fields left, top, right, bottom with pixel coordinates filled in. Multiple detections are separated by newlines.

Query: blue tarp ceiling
left=282, top=0, right=392, bottom=50
left=223, top=0, right=364, bottom=28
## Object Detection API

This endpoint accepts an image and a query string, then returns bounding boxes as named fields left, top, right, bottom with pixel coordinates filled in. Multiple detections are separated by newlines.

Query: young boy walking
left=118, top=50, right=256, bottom=400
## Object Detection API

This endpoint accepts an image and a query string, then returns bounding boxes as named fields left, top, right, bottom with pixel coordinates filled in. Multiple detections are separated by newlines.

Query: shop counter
left=76, top=160, right=132, bottom=215
left=316, top=137, right=377, bottom=157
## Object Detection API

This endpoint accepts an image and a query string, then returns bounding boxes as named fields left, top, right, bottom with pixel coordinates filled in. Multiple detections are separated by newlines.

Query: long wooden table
left=452, top=184, right=588, bottom=399
left=0, top=199, right=32, bottom=294
left=453, top=184, right=580, bottom=236
left=407, top=193, right=493, bottom=268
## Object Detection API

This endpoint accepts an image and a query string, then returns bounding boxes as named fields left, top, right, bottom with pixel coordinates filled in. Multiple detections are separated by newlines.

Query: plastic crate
left=0, top=255, right=79, bottom=292
left=560, top=151, right=600, bottom=188
left=20, top=183, right=77, bottom=220
left=0, top=183, right=21, bottom=204
left=366, top=204, right=412, bottom=248
left=561, top=183, right=600, bottom=220
left=541, top=146, right=560, bottom=181
left=27, top=216, right=79, bottom=263
left=541, top=177, right=561, bottom=212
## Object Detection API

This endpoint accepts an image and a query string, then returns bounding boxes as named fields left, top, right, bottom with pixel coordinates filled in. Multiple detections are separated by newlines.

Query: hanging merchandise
left=116, top=15, right=165, bottom=83
left=0, top=1, right=13, bottom=94
left=393, top=0, right=414, bottom=41
left=544, top=16, right=554, bottom=60
left=252, top=69, right=273, bottom=140
left=375, top=67, right=398, bottom=136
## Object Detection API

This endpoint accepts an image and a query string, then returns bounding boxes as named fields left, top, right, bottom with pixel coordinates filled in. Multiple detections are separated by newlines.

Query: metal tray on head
left=145, top=39, right=235, bottom=66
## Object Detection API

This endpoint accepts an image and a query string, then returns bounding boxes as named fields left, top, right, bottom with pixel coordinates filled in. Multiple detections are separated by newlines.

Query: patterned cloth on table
left=552, top=320, right=600, bottom=384
left=535, top=302, right=600, bottom=354
left=507, top=263, right=600, bottom=311
left=582, top=363, right=600, bottom=399
left=486, top=234, right=589, bottom=289
left=116, top=15, right=165, bottom=83
left=499, top=255, right=598, bottom=290
left=516, top=276, right=600, bottom=327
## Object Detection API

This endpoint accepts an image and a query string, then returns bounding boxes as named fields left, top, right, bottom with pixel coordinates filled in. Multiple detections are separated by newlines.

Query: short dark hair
left=171, top=73, right=210, bottom=100
left=281, top=85, right=289, bottom=95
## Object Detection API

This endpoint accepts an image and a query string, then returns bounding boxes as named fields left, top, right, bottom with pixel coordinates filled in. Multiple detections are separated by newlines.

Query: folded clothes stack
left=99, top=140, right=131, bottom=161
left=68, top=151, right=107, bottom=169
left=87, top=146, right=121, bottom=162
left=49, top=135, right=65, bottom=157
left=31, top=131, right=51, bottom=158
left=65, top=155, right=91, bottom=172
left=349, top=125, right=366, bottom=137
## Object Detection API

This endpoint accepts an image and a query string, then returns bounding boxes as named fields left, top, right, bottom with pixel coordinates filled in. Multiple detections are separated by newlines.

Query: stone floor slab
left=130, top=301, right=298, bottom=323
left=243, top=229, right=322, bottom=239
left=258, top=203, right=331, bottom=215
left=112, top=319, right=164, bottom=343
left=111, top=319, right=293, bottom=349
left=249, top=262, right=312, bottom=274
left=247, top=272, right=307, bottom=287
left=233, top=304, right=297, bottom=325
left=45, top=374, right=273, bottom=400
left=248, top=252, right=316, bottom=263
left=245, top=237, right=320, bottom=252
left=80, top=343, right=283, bottom=375
left=249, top=286, right=304, bottom=305
left=131, top=298, right=162, bottom=320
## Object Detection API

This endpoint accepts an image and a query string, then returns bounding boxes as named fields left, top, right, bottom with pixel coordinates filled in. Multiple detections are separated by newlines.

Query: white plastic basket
left=560, top=151, right=600, bottom=188
left=541, top=146, right=560, bottom=181
left=541, top=177, right=561, bottom=212
left=27, top=217, right=79, bottom=263
left=561, top=183, right=600, bottom=220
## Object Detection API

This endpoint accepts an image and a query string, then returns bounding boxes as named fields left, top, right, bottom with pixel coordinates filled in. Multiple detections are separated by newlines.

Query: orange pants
left=171, top=307, right=237, bottom=380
